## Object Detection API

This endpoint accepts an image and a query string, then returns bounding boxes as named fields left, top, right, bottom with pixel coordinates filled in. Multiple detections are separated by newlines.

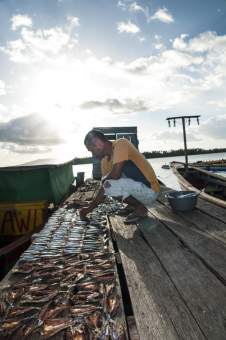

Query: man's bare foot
left=115, top=204, right=135, bottom=215
left=124, top=207, right=148, bottom=222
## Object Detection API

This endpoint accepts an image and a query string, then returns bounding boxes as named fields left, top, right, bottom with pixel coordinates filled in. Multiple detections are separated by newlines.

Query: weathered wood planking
left=135, top=212, right=226, bottom=340
left=105, top=217, right=129, bottom=339
left=157, top=188, right=226, bottom=245
left=109, top=215, right=205, bottom=340
left=148, top=200, right=226, bottom=285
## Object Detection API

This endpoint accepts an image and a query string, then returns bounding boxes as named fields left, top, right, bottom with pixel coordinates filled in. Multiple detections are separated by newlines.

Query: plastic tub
left=165, top=191, right=198, bottom=212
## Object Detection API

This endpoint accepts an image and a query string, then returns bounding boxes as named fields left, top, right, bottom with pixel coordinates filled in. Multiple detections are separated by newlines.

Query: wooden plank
left=157, top=189, right=226, bottom=245
left=148, top=201, right=226, bottom=285
left=127, top=316, right=140, bottom=340
left=135, top=213, right=226, bottom=340
left=109, top=215, right=205, bottom=340
left=105, top=217, right=129, bottom=338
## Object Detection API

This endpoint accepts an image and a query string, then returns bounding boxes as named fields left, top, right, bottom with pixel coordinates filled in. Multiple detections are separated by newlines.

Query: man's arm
left=80, top=185, right=106, bottom=217
left=80, top=161, right=125, bottom=217
left=102, top=160, right=125, bottom=184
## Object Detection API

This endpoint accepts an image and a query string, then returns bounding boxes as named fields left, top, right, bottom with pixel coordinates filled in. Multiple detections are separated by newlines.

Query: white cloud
left=67, top=15, right=80, bottom=27
left=207, top=99, right=226, bottom=107
left=0, top=113, right=65, bottom=146
left=80, top=97, right=149, bottom=114
left=0, top=80, right=6, bottom=96
left=11, top=14, right=33, bottom=31
left=117, top=21, right=140, bottom=34
left=117, top=1, right=126, bottom=10
left=173, top=31, right=226, bottom=52
left=153, top=43, right=164, bottom=50
left=129, top=2, right=145, bottom=13
left=194, top=115, right=226, bottom=140
left=155, top=35, right=161, bottom=41
left=149, top=7, right=174, bottom=24
left=1, top=144, right=52, bottom=154
left=1, top=26, right=69, bottom=63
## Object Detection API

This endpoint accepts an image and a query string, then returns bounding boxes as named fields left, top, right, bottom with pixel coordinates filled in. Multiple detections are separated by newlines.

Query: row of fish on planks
left=0, top=200, right=125, bottom=340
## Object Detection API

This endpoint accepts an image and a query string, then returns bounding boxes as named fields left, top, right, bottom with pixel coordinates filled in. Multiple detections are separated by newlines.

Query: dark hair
left=84, top=130, right=108, bottom=146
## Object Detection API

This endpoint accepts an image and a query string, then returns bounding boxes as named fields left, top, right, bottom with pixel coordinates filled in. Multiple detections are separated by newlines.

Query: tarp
left=0, top=161, right=75, bottom=205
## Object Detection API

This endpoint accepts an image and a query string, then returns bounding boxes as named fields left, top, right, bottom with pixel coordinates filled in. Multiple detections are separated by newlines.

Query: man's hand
left=80, top=207, right=91, bottom=218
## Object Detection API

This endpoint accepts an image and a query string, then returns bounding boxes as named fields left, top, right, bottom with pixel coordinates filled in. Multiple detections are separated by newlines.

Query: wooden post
left=182, top=117, right=188, bottom=171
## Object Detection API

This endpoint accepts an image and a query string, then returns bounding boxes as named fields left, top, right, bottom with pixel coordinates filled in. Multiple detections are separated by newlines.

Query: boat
left=162, top=158, right=226, bottom=171
left=0, top=157, right=77, bottom=243
left=169, top=161, right=226, bottom=209
left=188, top=159, right=226, bottom=171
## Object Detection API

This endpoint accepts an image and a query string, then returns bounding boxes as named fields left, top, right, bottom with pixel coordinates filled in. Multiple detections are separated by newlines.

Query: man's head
left=84, top=130, right=109, bottom=158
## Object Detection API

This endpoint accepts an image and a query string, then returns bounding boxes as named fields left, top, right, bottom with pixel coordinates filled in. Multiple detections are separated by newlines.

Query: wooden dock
left=1, top=181, right=226, bottom=339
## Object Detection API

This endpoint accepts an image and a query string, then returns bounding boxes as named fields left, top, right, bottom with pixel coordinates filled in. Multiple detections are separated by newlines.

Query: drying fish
left=17, top=321, right=43, bottom=340
left=105, top=283, right=115, bottom=297
left=39, top=301, right=53, bottom=320
left=5, top=288, right=24, bottom=305
left=71, top=292, right=99, bottom=304
left=12, top=267, right=34, bottom=275
left=114, top=325, right=125, bottom=340
left=39, top=273, right=63, bottom=284
left=83, top=311, right=102, bottom=331
left=69, top=305, right=101, bottom=316
left=86, top=265, right=113, bottom=274
left=44, top=306, right=68, bottom=319
left=76, top=282, right=100, bottom=292
left=60, top=273, right=85, bottom=288
left=66, top=322, right=89, bottom=340
left=26, top=284, right=49, bottom=292
left=20, top=289, right=58, bottom=303
left=6, top=306, right=41, bottom=318
left=1, top=316, right=35, bottom=338
left=0, top=302, right=7, bottom=318
left=99, top=283, right=105, bottom=296
left=61, top=271, right=82, bottom=283
left=6, top=276, right=34, bottom=289
left=92, top=327, right=102, bottom=340
left=108, top=294, right=120, bottom=315
left=43, top=318, right=78, bottom=340
left=91, top=272, right=116, bottom=282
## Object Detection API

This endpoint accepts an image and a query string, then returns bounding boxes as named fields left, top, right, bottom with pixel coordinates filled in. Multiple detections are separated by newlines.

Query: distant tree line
left=142, top=148, right=226, bottom=159
left=73, top=148, right=226, bottom=164
left=73, top=157, right=92, bottom=165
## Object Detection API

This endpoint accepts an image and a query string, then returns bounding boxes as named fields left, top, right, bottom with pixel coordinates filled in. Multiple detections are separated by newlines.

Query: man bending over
left=79, top=130, right=160, bottom=223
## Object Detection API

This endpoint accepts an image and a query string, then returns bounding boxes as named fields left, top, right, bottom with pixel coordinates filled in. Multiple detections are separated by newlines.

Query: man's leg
left=104, top=180, right=147, bottom=220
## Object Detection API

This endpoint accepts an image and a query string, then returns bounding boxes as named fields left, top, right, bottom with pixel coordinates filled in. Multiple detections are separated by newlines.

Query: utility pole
left=166, top=115, right=200, bottom=171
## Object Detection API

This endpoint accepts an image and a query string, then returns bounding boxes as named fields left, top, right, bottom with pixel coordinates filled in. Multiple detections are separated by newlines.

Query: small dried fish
left=71, top=292, right=99, bottom=304
left=77, top=282, right=100, bottom=292
left=21, top=290, right=58, bottom=304
left=69, top=305, right=101, bottom=316
left=66, top=322, right=89, bottom=340
left=114, top=325, right=125, bottom=340
left=108, top=294, right=120, bottom=315
left=17, top=322, right=43, bottom=340
left=0, top=301, right=7, bottom=318
left=43, top=318, right=77, bottom=340
left=1, top=316, right=34, bottom=337
left=5, top=288, right=24, bottom=305
left=83, top=311, right=102, bottom=331
left=6, top=306, right=40, bottom=318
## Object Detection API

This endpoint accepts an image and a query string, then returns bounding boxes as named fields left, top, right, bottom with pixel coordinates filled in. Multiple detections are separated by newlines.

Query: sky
left=0, top=0, right=226, bottom=166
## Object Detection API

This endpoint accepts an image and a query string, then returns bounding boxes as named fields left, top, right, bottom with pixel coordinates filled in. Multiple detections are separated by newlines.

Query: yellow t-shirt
left=101, top=139, right=160, bottom=193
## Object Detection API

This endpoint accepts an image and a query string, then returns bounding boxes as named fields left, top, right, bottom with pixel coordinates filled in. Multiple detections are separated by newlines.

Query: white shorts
left=104, top=178, right=159, bottom=206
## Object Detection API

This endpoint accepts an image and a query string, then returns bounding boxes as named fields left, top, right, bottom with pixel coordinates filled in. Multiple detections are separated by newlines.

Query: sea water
left=73, top=152, right=226, bottom=191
